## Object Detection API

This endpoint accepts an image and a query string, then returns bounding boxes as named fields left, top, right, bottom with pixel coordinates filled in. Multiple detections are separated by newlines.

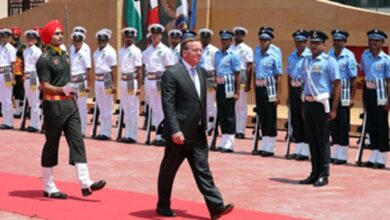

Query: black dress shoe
left=151, top=139, right=158, bottom=145
left=211, top=203, right=234, bottom=220
left=313, top=177, right=329, bottom=187
left=43, top=191, right=68, bottom=199
left=362, top=161, right=376, bottom=168
left=330, top=158, right=336, bottom=163
left=26, top=126, right=39, bottom=133
left=235, top=133, right=245, bottom=139
left=285, top=153, right=297, bottom=160
left=0, top=124, right=13, bottom=129
left=299, top=174, right=317, bottom=184
left=260, top=151, right=274, bottom=157
left=221, top=148, right=234, bottom=153
left=118, top=137, right=136, bottom=143
left=333, top=159, right=347, bottom=165
left=374, top=163, right=386, bottom=169
left=154, top=139, right=166, bottom=146
left=210, top=146, right=222, bottom=152
left=252, top=150, right=263, bottom=155
left=295, top=155, right=309, bottom=161
left=82, top=180, right=106, bottom=197
left=156, top=207, right=176, bottom=217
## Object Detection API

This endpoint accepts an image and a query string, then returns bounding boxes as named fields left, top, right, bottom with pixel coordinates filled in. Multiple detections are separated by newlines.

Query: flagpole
left=206, top=0, right=211, bottom=28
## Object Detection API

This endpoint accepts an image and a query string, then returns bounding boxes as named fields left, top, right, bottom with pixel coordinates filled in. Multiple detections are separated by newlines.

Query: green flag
left=125, top=0, right=142, bottom=42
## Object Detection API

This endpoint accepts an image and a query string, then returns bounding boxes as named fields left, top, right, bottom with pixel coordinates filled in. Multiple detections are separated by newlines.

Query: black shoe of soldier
left=43, top=191, right=68, bottom=199
left=26, top=126, right=39, bottom=133
left=154, top=139, right=166, bottom=146
left=299, top=173, right=317, bottom=184
left=362, top=161, right=376, bottom=168
left=285, top=153, right=297, bottom=160
left=82, top=180, right=106, bottom=197
left=333, top=159, right=347, bottom=165
left=221, top=148, right=234, bottom=153
left=235, top=133, right=245, bottom=139
left=0, top=124, right=13, bottom=129
left=260, top=151, right=274, bottom=157
left=295, top=155, right=309, bottom=161
left=374, top=163, right=386, bottom=169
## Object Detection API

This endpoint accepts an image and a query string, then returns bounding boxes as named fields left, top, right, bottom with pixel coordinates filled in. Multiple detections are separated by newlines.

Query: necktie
left=190, top=68, right=201, bottom=98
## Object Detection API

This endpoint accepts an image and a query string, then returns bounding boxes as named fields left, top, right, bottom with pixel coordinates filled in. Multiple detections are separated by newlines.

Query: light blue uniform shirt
left=270, top=44, right=282, bottom=60
left=302, top=52, right=340, bottom=95
left=254, top=47, right=283, bottom=79
left=329, top=47, right=357, bottom=79
left=214, top=49, right=241, bottom=76
left=360, top=50, right=390, bottom=81
left=286, top=47, right=311, bottom=79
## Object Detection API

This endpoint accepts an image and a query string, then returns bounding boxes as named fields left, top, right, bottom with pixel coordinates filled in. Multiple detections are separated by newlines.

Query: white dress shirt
left=182, top=60, right=200, bottom=98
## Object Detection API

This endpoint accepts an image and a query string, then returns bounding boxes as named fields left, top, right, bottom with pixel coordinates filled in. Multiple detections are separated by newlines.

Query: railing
left=8, top=0, right=46, bottom=17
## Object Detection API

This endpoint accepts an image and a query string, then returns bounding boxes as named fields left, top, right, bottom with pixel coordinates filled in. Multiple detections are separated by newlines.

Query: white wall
left=0, top=1, right=7, bottom=19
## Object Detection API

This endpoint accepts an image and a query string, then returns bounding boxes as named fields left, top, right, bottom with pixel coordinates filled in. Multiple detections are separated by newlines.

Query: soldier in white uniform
left=0, top=28, right=16, bottom=129
left=69, top=30, right=92, bottom=136
left=71, top=26, right=91, bottom=54
left=168, top=29, right=181, bottom=64
left=118, top=27, right=142, bottom=143
left=199, top=28, right=219, bottom=134
left=230, top=27, right=253, bottom=139
left=142, top=24, right=174, bottom=146
left=92, top=29, right=117, bottom=140
left=22, top=29, right=42, bottom=132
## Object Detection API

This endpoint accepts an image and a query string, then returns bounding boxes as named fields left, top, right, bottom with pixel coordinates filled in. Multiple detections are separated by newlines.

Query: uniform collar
left=311, top=51, right=328, bottom=61
left=329, top=47, right=348, bottom=58
left=294, top=47, right=310, bottom=57
left=368, top=50, right=387, bottom=59
left=48, top=45, right=63, bottom=55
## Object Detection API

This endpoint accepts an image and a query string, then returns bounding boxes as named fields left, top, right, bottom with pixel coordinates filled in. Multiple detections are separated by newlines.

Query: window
left=8, top=0, right=45, bottom=17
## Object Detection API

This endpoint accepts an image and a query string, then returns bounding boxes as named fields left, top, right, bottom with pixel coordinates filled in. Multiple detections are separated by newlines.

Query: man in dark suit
left=157, top=39, right=234, bottom=220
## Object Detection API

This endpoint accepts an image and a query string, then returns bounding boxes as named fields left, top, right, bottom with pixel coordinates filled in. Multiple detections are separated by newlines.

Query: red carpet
left=0, top=172, right=301, bottom=220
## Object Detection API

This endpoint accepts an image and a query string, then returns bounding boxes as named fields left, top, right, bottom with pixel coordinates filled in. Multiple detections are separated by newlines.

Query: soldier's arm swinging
left=136, top=66, right=142, bottom=95
left=234, top=71, right=240, bottom=100
left=85, top=67, right=92, bottom=91
left=330, top=79, right=341, bottom=120
left=350, top=76, right=357, bottom=108
left=111, top=65, right=117, bottom=94
left=245, top=62, right=253, bottom=92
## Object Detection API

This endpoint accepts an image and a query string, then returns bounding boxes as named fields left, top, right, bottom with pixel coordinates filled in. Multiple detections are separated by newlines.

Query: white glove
left=62, top=85, right=74, bottom=95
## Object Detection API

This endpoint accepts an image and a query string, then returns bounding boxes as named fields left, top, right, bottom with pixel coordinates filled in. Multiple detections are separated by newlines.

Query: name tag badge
left=312, top=65, right=322, bottom=73
left=376, top=64, right=383, bottom=71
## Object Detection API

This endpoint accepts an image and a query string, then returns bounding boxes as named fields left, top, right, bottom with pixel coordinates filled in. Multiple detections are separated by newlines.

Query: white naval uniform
left=142, top=42, right=174, bottom=138
left=171, top=44, right=181, bottom=65
left=200, top=43, right=218, bottom=131
left=0, top=42, right=16, bottom=127
left=93, top=44, right=117, bottom=137
left=23, top=44, right=42, bottom=129
left=230, top=42, right=253, bottom=135
left=70, top=43, right=92, bottom=135
left=119, top=44, right=142, bottom=140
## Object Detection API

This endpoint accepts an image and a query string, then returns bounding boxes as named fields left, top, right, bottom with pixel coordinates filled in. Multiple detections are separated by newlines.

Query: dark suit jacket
left=161, top=61, right=207, bottom=145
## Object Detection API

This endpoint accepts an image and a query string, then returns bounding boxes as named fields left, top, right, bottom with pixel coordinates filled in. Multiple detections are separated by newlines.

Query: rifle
left=142, top=103, right=149, bottom=130
left=115, top=102, right=124, bottom=141
left=284, top=105, right=293, bottom=158
left=356, top=111, right=367, bottom=166
left=19, top=95, right=29, bottom=130
left=251, top=107, right=261, bottom=155
left=91, top=101, right=100, bottom=137
left=145, top=107, right=153, bottom=145
left=209, top=113, right=219, bottom=150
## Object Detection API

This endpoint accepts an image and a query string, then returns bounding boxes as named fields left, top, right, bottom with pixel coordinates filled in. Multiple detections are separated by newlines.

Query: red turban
left=11, top=26, right=22, bottom=38
left=41, top=20, right=63, bottom=45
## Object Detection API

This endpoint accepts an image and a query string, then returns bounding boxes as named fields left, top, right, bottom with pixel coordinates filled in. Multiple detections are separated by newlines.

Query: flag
left=124, top=0, right=142, bottom=42
left=175, top=0, right=188, bottom=29
left=147, top=0, right=159, bottom=25
left=189, top=0, right=197, bottom=30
